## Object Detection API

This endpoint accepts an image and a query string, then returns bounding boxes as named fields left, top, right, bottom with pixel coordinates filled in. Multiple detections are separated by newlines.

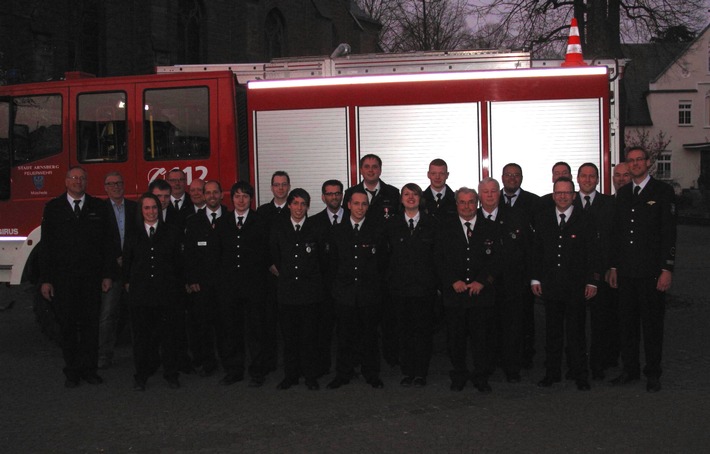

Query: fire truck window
left=12, top=95, right=62, bottom=165
left=143, top=86, right=210, bottom=161
left=77, top=92, right=128, bottom=163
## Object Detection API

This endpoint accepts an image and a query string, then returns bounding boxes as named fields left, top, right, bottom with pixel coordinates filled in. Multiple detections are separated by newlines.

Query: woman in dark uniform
left=385, top=183, right=439, bottom=387
left=123, top=192, right=184, bottom=391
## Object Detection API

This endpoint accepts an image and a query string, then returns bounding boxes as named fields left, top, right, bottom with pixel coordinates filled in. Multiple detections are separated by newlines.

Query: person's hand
left=657, top=270, right=672, bottom=292
left=531, top=283, right=542, bottom=297
left=40, top=283, right=54, bottom=301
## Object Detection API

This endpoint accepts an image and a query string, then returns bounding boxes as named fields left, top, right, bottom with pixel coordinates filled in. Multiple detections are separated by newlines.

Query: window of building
left=77, top=92, right=128, bottom=163
left=12, top=95, right=62, bottom=165
left=679, top=101, right=692, bottom=125
left=143, top=86, right=210, bottom=161
left=655, top=151, right=672, bottom=180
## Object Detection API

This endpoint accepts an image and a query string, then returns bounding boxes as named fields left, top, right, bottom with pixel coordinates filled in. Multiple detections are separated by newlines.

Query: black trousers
left=130, top=304, right=179, bottom=381
left=588, top=284, right=620, bottom=373
left=394, top=294, right=434, bottom=378
left=618, top=276, right=666, bottom=378
left=216, top=292, right=246, bottom=376
left=249, top=274, right=279, bottom=378
left=445, top=305, right=495, bottom=383
left=279, top=303, right=319, bottom=380
left=188, top=283, right=218, bottom=370
left=334, top=304, right=381, bottom=381
left=495, top=280, right=525, bottom=376
left=543, top=297, right=588, bottom=380
left=315, top=296, right=336, bottom=376
left=53, top=275, right=101, bottom=380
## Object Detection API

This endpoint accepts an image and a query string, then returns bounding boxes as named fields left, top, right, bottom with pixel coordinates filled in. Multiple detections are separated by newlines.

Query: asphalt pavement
left=1, top=225, right=709, bottom=453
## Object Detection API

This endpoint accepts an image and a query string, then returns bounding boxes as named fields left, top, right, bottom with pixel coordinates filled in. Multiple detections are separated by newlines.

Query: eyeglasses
left=105, top=181, right=124, bottom=187
left=67, top=176, right=87, bottom=181
left=503, top=173, right=522, bottom=178
left=324, top=191, right=342, bottom=197
left=167, top=178, right=187, bottom=183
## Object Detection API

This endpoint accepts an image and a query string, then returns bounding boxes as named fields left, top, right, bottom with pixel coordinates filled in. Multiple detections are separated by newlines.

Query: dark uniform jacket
left=183, top=205, right=226, bottom=286
left=122, top=222, right=183, bottom=306
left=435, top=216, right=499, bottom=307
left=531, top=207, right=600, bottom=301
left=329, top=217, right=386, bottom=306
left=211, top=210, right=268, bottom=299
left=501, top=188, right=540, bottom=227
left=385, top=213, right=439, bottom=297
left=39, top=192, right=114, bottom=283
left=343, top=180, right=400, bottom=221
left=480, top=206, right=531, bottom=284
left=611, top=177, right=676, bottom=278
left=573, top=191, right=615, bottom=270
left=165, top=196, right=193, bottom=230
left=422, top=185, right=457, bottom=221
left=269, top=217, right=325, bottom=305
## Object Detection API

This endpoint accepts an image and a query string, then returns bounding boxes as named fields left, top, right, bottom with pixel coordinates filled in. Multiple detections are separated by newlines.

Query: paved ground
left=1, top=225, right=709, bottom=453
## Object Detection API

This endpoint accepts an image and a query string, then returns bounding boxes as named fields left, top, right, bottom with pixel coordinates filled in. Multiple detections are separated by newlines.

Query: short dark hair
left=359, top=154, right=382, bottom=168
left=149, top=178, right=171, bottom=193
left=287, top=188, right=310, bottom=207
left=552, top=161, right=571, bottom=174
left=578, top=162, right=599, bottom=177
left=401, top=183, right=425, bottom=210
left=625, top=146, right=650, bottom=160
left=554, top=176, right=575, bottom=192
left=321, top=179, right=343, bottom=194
left=204, top=180, right=222, bottom=192
left=271, top=171, right=290, bottom=185
left=349, top=187, right=368, bottom=199
left=136, top=192, right=163, bottom=224
left=429, top=158, right=448, bottom=168
left=502, top=163, right=522, bottom=175
left=230, top=181, right=254, bottom=199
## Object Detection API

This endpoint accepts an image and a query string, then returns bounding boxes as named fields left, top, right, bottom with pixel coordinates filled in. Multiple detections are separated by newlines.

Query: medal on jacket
left=384, top=207, right=390, bottom=219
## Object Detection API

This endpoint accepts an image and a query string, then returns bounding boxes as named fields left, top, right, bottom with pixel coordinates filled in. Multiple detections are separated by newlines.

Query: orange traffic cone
left=561, top=18, right=587, bottom=67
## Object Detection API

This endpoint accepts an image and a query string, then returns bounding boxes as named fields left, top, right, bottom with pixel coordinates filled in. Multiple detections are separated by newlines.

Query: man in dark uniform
left=253, top=170, right=291, bottom=386
left=327, top=189, right=387, bottom=389
left=479, top=177, right=530, bottom=383
left=531, top=177, right=599, bottom=391
left=149, top=179, right=172, bottom=222
left=500, top=163, right=540, bottom=369
left=435, top=187, right=499, bottom=393
left=607, top=146, right=677, bottom=393
left=165, top=168, right=194, bottom=229
left=342, top=154, right=400, bottom=366
left=184, top=180, right=226, bottom=378
left=99, top=171, right=137, bottom=370
left=422, top=158, right=457, bottom=221
left=270, top=188, right=325, bottom=390
left=39, top=166, right=114, bottom=388
left=538, top=161, right=573, bottom=210
left=212, top=181, right=268, bottom=386
left=574, top=163, right=617, bottom=380
left=309, top=179, right=348, bottom=377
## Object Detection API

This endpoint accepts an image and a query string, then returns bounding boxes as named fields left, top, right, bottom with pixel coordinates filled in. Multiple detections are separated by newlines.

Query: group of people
left=39, top=147, right=676, bottom=394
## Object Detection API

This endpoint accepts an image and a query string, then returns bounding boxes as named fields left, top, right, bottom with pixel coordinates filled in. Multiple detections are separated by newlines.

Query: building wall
left=0, top=0, right=380, bottom=82
left=641, top=27, right=710, bottom=189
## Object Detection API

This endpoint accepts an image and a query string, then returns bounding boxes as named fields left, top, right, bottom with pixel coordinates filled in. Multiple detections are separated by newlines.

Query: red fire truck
left=0, top=49, right=619, bottom=286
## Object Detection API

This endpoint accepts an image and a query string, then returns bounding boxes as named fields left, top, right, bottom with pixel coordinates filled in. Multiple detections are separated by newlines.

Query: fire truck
left=0, top=48, right=621, bottom=286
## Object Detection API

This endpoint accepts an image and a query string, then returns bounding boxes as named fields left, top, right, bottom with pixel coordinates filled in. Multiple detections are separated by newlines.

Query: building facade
left=0, top=0, right=381, bottom=83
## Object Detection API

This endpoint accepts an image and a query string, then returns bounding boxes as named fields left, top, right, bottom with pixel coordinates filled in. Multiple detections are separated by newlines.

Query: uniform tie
left=211, top=212, right=217, bottom=228
left=366, top=189, right=377, bottom=199
left=174, top=199, right=180, bottom=210
left=237, top=216, right=244, bottom=229
left=149, top=226, right=155, bottom=238
left=409, top=218, right=415, bottom=235
left=505, top=194, right=516, bottom=206
left=559, top=213, right=566, bottom=229
left=73, top=199, right=81, bottom=218
left=332, top=214, right=338, bottom=225
left=435, top=192, right=442, bottom=207
left=584, top=195, right=591, bottom=211
left=295, top=224, right=301, bottom=232
left=633, top=185, right=641, bottom=198
left=353, top=223, right=359, bottom=233
left=465, top=221, right=473, bottom=241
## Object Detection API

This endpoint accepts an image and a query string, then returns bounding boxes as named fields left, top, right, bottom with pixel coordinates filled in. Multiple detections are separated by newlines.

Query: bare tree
left=624, top=128, right=671, bottom=177
left=356, top=0, right=473, bottom=52
left=470, top=0, right=709, bottom=58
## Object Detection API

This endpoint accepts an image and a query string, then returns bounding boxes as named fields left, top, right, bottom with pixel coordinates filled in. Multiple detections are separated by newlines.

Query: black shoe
left=82, top=373, right=104, bottom=385
left=166, top=376, right=181, bottom=389
left=219, top=373, right=244, bottom=386
left=610, top=372, right=640, bottom=386
left=591, top=370, right=605, bottom=381
left=64, top=378, right=80, bottom=389
left=646, top=377, right=661, bottom=393
left=133, top=378, right=146, bottom=391
left=450, top=380, right=466, bottom=391
left=276, top=377, right=298, bottom=390
left=475, top=380, right=493, bottom=393
left=576, top=379, right=591, bottom=391
left=305, top=379, right=320, bottom=391
left=248, top=376, right=265, bottom=388
left=400, top=376, right=414, bottom=387
left=537, top=376, right=561, bottom=387
left=506, top=373, right=521, bottom=383
left=413, top=377, right=426, bottom=387
left=326, top=377, right=350, bottom=389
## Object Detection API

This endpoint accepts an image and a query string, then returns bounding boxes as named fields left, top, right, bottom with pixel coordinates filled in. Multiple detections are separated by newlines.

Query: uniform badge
left=306, top=246, right=312, bottom=253
left=647, top=200, right=656, bottom=206
left=372, top=247, right=377, bottom=254
left=670, top=203, right=676, bottom=216
left=384, top=207, right=390, bottom=219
